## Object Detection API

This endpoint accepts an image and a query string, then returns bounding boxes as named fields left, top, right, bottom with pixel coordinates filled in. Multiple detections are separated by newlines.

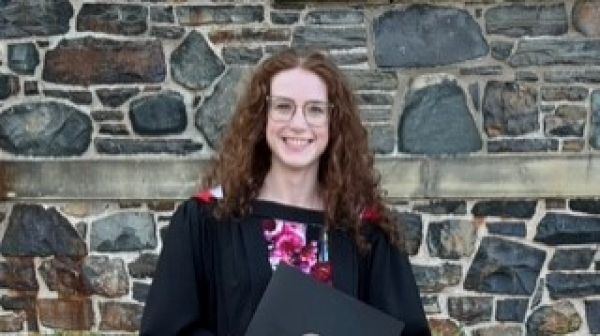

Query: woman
left=141, top=48, right=430, bottom=335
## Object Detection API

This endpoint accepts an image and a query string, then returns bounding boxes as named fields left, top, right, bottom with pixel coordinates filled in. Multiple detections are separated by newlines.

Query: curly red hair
left=202, top=48, right=400, bottom=251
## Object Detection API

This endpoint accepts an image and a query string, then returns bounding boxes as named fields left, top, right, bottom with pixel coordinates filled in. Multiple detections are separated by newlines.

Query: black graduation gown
left=140, top=198, right=430, bottom=336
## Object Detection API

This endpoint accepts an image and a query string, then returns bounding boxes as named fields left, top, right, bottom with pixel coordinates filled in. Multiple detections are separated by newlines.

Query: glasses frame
left=266, top=95, right=333, bottom=127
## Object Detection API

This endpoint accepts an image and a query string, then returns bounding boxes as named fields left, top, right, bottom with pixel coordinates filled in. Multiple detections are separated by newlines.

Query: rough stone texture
left=496, top=298, right=529, bottom=322
left=573, top=0, right=600, bottom=36
left=0, top=0, right=73, bottom=38
left=38, top=298, right=94, bottom=330
left=23, top=81, right=38, bottom=95
left=459, top=66, right=502, bottom=76
left=548, top=248, right=595, bottom=270
left=509, top=39, right=600, bottom=67
left=91, top=110, right=124, bottom=122
left=133, top=282, right=150, bottom=303
left=331, top=52, right=369, bottom=66
left=95, top=138, right=203, bottom=155
left=545, top=69, right=600, bottom=83
left=373, top=5, right=488, bottom=68
left=490, top=41, right=513, bottom=60
left=464, top=237, right=546, bottom=295
left=427, top=220, right=476, bottom=259
left=526, top=300, right=582, bottom=335
left=0, top=311, right=25, bottom=332
left=486, top=221, right=526, bottom=237
left=43, top=37, right=165, bottom=85
left=0, top=258, right=38, bottom=291
left=292, top=26, right=366, bottom=49
left=585, top=300, right=600, bottom=334
left=0, top=73, right=20, bottom=99
left=469, top=82, right=480, bottom=111
left=488, top=138, right=558, bottom=153
left=413, top=200, right=466, bottom=215
left=196, top=67, right=249, bottom=148
left=38, top=257, right=88, bottom=296
left=91, top=212, right=156, bottom=252
left=149, top=6, right=174, bottom=23
left=171, top=31, right=225, bottom=90
left=305, top=9, right=364, bottom=24
left=99, top=302, right=143, bottom=331
left=412, top=263, right=462, bottom=292
left=534, top=213, right=600, bottom=245
left=96, top=88, right=140, bottom=108
left=472, top=325, right=522, bottom=336
left=483, top=81, right=538, bottom=137
left=99, top=123, right=129, bottom=136
left=209, top=28, right=290, bottom=44
left=592, top=90, right=600, bottom=149
left=544, top=105, right=587, bottom=137
left=176, top=5, right=263, bottom=25
left=428, top=318, right=464, bottom=336
left=485, top=4, right=567, bottom=37
left=531, top=278, right=545, bottom=309
left=0, top=295, right=38, bottom=331
left=0, top=204, right=86, bottom=257
left=392, top=211, right=422, bottom=255
left=222, top=46, right=263, bottom=65
left=472, top=200, right=537, bottom=218
left=7, top=43, right=39, bottom=75
left=271, top=11, right=299, bottom=24
left=421, top=296, right=440, bottom=314
left=128, top=253, right=158, bottom=279
left=547, top=272, right=600, bottom=299
left=357, top=93, right=393, bottom=106
left=570, top=199, right=600, bottom=214
left=541, top=86, right=588, bottom=101
left=150, top=26, right=185, bottom=39
left=77, top=4, right=147, bottom=35
left=129, top=91, right=186, bottom=136
left=344, top=70, right=398, bottom=91
left=366, top=124, right=394, bottom=154
left=515, top=71, right=539, bottom=82
left=447, top=296, right=493, bottom=325
left=398, top=79, right=482, bottom=154
left=82, top=256, right=129, bottom=297
left=43, top=89, right=92, bottom=105
left=0, top=102, right=92, bottom=156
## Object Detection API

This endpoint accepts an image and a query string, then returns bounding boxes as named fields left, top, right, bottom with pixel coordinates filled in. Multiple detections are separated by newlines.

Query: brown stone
left=0, top=311, right=25, bottom=332
left=208, top=28, right=290, bottom=44
left=526, top=300, right=582, bottom=335
left=60, top=202, right=109, bottom=218
left=0, top=257, right=38, bottom=291
left=43, top=37, right=165, bottom=86
left=573, top=0, right=600, bottom=36
left=428, top=318, right=464, bottom=336
left=0, top=295, right=38, bottom=331
left=38, top=257, right=89, bottom=297
left=147, top=201, right=175, bottom=212
left=38, top=298, right=94, bottom=330
left=563, top=139, right=585, bottom=152
left=472, top=325, right=522, bottom=336
left=99, top=302, right=144, bottom=331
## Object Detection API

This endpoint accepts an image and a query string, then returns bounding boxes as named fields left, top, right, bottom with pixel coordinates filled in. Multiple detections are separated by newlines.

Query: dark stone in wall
left=427, top=220, right=476, bottom=259
left=0, top=258, right=38, bottom=291
left=95, top=138, right=203, bottom=155
left=129, top=91, right=187, bottom=136
left=292, top=26, right=366, bottom=49
left=77, top=4, right=148, bottom=36
left=0, top=74, right=20, bottom=100
left=592, top=90, right=600, bottom=149
left=38, top=257, right=88, bottom=296
left=43, top=37, right=165, bottom=85
left=0, top=295, right=38, bottom=331
left=486, top=221, right=526, bottom=237
left=0, top=204, right=87, bottom=257
left=99, top=124, right=129, bottom=136
left=447, top=296, right=492, bottom=325
left=526, top=301, right=582, bottom=335
left=331, top=53, right=368, bottom=66
left=96, top=88, right=140, bottom=108
left=91, top=110, right=124, bottom=122
left=496, top=298, right=528, bottom=322
left=534, top=213, right=600, bottom=245
left=365, top=124, right=394, bottom=154
left=0, top=101, right=92, bottom=156
left=545, top=69, right=600, bottom=83
left=472, top=325, right=522, bottom=336
left=392, top=211, right=422, bottom=255
left=43, top=90, right=92, bottom=105
left=586, top=300, right=600, bottom=334
left=23, top=81, right=38, bottom=95
left=547, top=272, right=600, bottom=299
left=515, top=71, right=538, bottom=82
left=171, top=31, right=225, bottom=90
left=7, top=43, right=39, bottom=75
left=150, top=6, right=174, bottom=23
left=91, top=212, right=157, bottom=252
left=541, top=86, right=588, bottom=101
left=128, top=253, right=158, bottom=279
left=133, top=282, right=150, bottom=303
left=222, top=46, right=263, bottom=65
left=484, top=4, right=567, bottom=37
left=82, top=256, right=129, bottom=297
left=304, top=9, right=364, bottom=25
left=413, top=200, right=466, bottom=215
left=150, top=26, right=185, bottom=39
left=509, top=39, right=600, bottom=67
left=483, top=81, right=538, bottom=137
left=487, top=138, right=558, bottom=153
left=99, top=302, right=143, bottom=331
left=464, top=237, right=546, bottom=295
left=472, top=200, right=537, bottom=218
left=549, top=248, right=595, bottom=270
left=428, top=318, right=462, bottom=336
left=373, top=5, right=488, bottom=68
left=357, top=93, right=393, bottom=106
left=209, top=28, right=291, bottom=44
left=421, top=295, right=440, bottom=314
left=344, top=70, right=398, bottom=91
left=412, top=263, right=461, bottom=292
left=490, top=41, right=513, bottom=60
left=459, top=66, right=502, bottom=76
left=544, top=105, right=586, bottom=137
left=531, top=278, right=544, bottom=309
left=0, top=0, right=73, bottom=38
left=570, top=199, right=600, bottom=214
left=38, top=298, right=94, bottom=330
left=176, top=5, right=263, bottom=25
left=398, top=80, right=482, bottom=154
left=270, top=11, right=299, bottom=24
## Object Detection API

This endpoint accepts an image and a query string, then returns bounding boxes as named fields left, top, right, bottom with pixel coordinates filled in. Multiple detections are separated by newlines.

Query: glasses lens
left=304, top=102, right=329, bottom=126
left=269, top=97, right=295, bottom=121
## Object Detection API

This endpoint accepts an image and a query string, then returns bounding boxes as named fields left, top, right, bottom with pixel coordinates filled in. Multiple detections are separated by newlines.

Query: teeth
left=284, top=138, right=311, bottom=146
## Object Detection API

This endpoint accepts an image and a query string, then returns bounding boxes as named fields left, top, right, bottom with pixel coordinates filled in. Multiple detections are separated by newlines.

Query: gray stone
left=472, top=200, right=537, bottom=219
left=469, top=82, right=480, bottom=111
left=133, top=282, right=150, bottom=303
left=129, top=91, right=186, bottom=136
left=547, top=272, right=600, bottom=299
left=544, top=105, right=587, bottom=137
left=488, top=138, right=558, bottom=153
left=585, top=300, right=600, bottom=334
left=91, top=110, right=124, bottom=122
left=398, top=79, right=482, bottom=154
left=0, top=311, right=25, bottom=332
left=7, top=43, right=39, bottom=75
left=413, top=200, right=466, bottom=215
left=150, top=26, right=185, bottom=39
left=0, top=204, right=86, bottom=257
left=359, top=109, right=391, bottom=123
left=23, top=81, right=38, bottom=95
left=209, top=28, right=290, bottom=44
left=531, top=278, right=544, bottom=309
left=412, top=263, right=462, bottom=292
left=91, top=212, right=157, bottom=252
left=0, top=102, right=92, bottom=156
left=549, top=248, right=595, bottom=270
left=0, top=74, right=20, bottom=100
left=447, top=296, right=493, bottom=325
left=331, top=53, right=368, bottom=66
left=485, top=4, right=567, bottom=37
left=95, top=138, right=203, bottom=155
left=99, top=302, right=143, bottom=331
left=171, top=31, right=225, bottom=90
left=545, top=69, right=600, bottom=83
left=82, top=256, right=129, bottom=297
left=222, top=46, right=263, bottom=65
left=427, top=220, right=476, bottom=259
left=392, top=211, right=422, bottom=255
left=496, top=298, right=528, bottom=322
left=486, top=221, right=526, bottom=237
left=357, top=93, right=393, bottom=106
left=366, top=124, right=394, bottom=154
left=99, top=123, right=129, bottom=136
left=43, top=37, right=165, bottom=85
left=0, top=258, right=38, bottom=291
left=292, top=26, right=366, bottom=49
left=459, top=66, right=502, bottom=76
left=149, top=6, right=174, bottom=23
left=509, top=39, right=600, bottom=67
left=526, top=301, right=582, bottom=335
left=490, top=41, right=513, bottom=60
left=541, top=86, right=588, bottom=101
left=592, top=90, right=600, bottom=149
left=176, top=5, right=263, bottom=25
left=373, top=5, right=488, bottom=68
left=515, top=71, right=539, bottom=82
left=483, top=81, right=538, bottom=137
left=573, top=0, right=600, bottom=36
left=77, top=4, right=147, bottom=35
left=270, top=11, right=299, bottom=24
left=344, top=70, right=397, bottom=91
left=570, top=199, right=600, bottom=214
left=305, top=9, right=364, bottom=25
left=421, top=296, right=440, bottom=314
left=464, top=237, right=546, bottom=295
left=96, top=88, right=140, bottom=108
left=0, top=0, right=73, bottom=38
left=42, top=90, right=92, bottom=105
left=128, top=253, right=158, bottom=279
left=195, top=67, right=249, bottom=148
left=534, top=213, right=600, bottom=245
left=472, top=325, right=522, bottom=336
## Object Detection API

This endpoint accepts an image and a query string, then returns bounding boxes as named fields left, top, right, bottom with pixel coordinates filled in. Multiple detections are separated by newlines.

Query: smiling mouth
left=282, top=137, right=314, bottom=146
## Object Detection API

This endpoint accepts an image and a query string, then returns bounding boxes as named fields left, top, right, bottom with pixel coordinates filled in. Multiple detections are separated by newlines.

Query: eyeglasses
left=266, top=95, right=332, bottom=127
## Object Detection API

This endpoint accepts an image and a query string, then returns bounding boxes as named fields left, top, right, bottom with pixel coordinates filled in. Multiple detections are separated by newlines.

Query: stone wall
left=0, top=0, right=599, bottom=334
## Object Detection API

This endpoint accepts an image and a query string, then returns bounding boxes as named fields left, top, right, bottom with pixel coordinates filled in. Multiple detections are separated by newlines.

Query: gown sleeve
left=366, top=229, right=431, bottom=336
left=140, top=199, right=215, bottom=336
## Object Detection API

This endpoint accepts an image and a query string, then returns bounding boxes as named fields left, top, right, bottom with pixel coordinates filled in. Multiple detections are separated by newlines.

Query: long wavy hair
left=202, top=48, right=400, bottom=251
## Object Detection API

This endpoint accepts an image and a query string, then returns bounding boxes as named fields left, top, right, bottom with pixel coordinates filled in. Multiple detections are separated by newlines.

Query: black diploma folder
left=245, top=264, right=405, bottom=336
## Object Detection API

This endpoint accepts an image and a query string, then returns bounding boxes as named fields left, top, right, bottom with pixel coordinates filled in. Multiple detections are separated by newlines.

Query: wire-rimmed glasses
left=266, top=95, right=332, bottom=127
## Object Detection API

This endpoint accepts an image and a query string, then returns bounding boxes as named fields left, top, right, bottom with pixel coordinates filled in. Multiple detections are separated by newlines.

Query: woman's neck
left=258, top=167, right=323, bottom=210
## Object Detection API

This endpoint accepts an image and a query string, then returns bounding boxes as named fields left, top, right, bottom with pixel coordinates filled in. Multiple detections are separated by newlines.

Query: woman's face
left=266, top=67, right=330, bottom=175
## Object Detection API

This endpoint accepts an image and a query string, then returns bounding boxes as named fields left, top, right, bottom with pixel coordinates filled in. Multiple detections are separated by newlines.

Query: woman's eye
left=275, top=104, right=293, bottom=111
left=308, top=105, right=326, bottom=114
